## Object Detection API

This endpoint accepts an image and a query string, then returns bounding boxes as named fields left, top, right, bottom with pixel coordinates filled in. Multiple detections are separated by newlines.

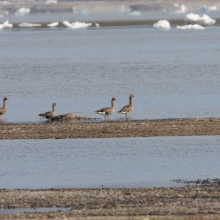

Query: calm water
left=1, top=26, right=220, bottom=123
left=0, top=136, right=220, bottom=189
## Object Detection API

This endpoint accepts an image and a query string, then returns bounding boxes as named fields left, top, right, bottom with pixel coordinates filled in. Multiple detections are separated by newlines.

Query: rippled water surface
left=1, top=136, right=220, bottom=189
left=0, top=26, right=220, bottom=123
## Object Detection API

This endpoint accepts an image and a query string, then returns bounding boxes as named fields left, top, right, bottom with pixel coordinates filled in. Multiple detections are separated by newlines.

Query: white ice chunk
left=95, top=23, right=100, bottom=27
left=45, top=0, right=57, bottom=4
left=0, top=20, right=13, bottom=28
left=63, top=21, right=73, bottom=28
left=71, top=21, right=92, bottom=29
left=63, top=21, right=92, bottom=29
left=177, top=24, right=205, bottom=30
left=171, top=4, right=187, bottom=14
left=47, top=22, right=59, bottom=27
left=18, top=23, right=42, bottom=28
left=153, top=20, right=171, bottom=29
left=185, top=13, right=216, bottom=26
left=127, top=10, right=141, bottom=16
left=209, top=6, right=218, bottom=11
left=15, top=8, right=30, bottom=16
left=2, top=20, right=12, bottom=28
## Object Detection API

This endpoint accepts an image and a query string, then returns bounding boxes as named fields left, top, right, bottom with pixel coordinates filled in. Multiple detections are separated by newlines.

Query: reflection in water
left=0, top=136, right=220, bottom=189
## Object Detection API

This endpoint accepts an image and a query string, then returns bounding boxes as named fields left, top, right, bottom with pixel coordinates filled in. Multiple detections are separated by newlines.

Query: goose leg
left=108, top=115, right=109, bottom=121
left=129, top=113, right=130, bottom=119
left=125, top=114, right=127, bottom=119
left=1, top=115, right=2, bottom=125
left=104, top=115, right=106, bottom=121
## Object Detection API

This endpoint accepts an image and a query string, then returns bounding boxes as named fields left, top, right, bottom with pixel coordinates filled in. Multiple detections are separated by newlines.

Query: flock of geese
left=0, top=94, right=135, bottom=125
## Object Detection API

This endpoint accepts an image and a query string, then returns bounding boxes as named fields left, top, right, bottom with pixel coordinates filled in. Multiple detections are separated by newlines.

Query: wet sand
left=1, top=186, right=220, bottom=219
left=0, top=117, right=220, bottom=140
left=1, top=118, right=220, bottom=219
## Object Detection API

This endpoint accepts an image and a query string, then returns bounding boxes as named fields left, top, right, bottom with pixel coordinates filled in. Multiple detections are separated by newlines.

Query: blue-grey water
left=1, top=136, right=220, bottom=189
left=0, top=25, right=220, bottom=123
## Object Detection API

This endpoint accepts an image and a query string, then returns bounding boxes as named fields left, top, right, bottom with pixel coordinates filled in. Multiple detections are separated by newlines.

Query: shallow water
left=1, top=25, right=220, bottom=123
left=0, top=136, right=220, bottom=189
left=0, top=207, right=70, bottom=214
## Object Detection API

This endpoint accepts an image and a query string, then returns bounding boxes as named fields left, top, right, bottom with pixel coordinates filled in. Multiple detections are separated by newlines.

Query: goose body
left=0, top=97, right=9, bottom=125
left=118, top=94, right=135, bottom=119
left=38, top=103, right=58, bottom=121
left=95, top=97, right=117, bottom=121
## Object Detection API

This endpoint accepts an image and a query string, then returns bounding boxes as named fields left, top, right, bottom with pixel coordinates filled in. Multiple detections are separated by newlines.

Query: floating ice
left=15, top=8, right=30, bottom=16
left=18, top=23, right=42, bottom=28
left=177, top=24, right=205, bottom=30
left=117, top=5, right=129, bottom=14
left=47, top=22, right=59, bottom=27
left=63, top=21, right=72, bottom=28
left=0, top=20, right=13, bottom=29
left=45, top=0, right=57, bottom=4
left=197, top=5, right=209, bottom=14
left=171, top=4, right=187, bottom=14
left=95, top=23, right=100, bottom=27
left=153, top=20, right=171, bottom=29
left=63, top=21, right=92, bottom=29
left=127, top=10, right=141, bottom=17
left=81, top=8, right=90, bottom=16
left=185, top=13, right=216, bottom=26
left=209, top=6, right=218, bottom=11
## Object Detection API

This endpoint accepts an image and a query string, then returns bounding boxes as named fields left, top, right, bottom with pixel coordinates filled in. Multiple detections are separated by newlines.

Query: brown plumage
left=0, top=97, right=9, bottom=125
left=95, top=97, right=118, bottom=121
left=118, top=94, right=135, bottom=119
left=38, top=103, right=58, bottom=121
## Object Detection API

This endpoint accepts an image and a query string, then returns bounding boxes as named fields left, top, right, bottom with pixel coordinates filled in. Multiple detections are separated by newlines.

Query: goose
left=118, top=94, right=135, bottom=119
left=95, top=97, right=117, bottom=121
left=0, top=97, right=9, bottom=125
left=38, top=103, right=58, bottom=121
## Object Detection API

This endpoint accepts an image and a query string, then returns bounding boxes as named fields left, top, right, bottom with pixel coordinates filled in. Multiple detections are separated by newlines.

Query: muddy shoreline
left=1, top=118, right=220, bottom=219
left=1, top=186, right=220, bottom=219
left=0, top=117, right=220, bottom=140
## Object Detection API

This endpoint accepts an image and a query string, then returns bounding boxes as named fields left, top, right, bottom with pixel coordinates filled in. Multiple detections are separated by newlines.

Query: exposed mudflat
left=1, top=186, right=220, bottom=219
left=0, top=117, right=220, bottom=139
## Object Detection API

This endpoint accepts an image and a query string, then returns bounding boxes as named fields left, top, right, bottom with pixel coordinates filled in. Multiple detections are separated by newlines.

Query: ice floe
left=45, top=0, right=57, bottom=4
left=81, top=8, right=90, bottom=16
left=209, top=6, right=218, bottom=11
left=117, top=5, right=129, bottom=14
left=153, top=20, right=171, bottom=29
left=15, top=8, right=30, bottom=16
left=0, top=20, right=13, bottom=29
left=177, top=24, right=205, bottom=30
left=185, top=13, right=216, bottom=26
left=127, top=10, right=141, bottom=17
left=63, top=21, right=92, bottom=29
left=171, top=4, right=188, bottom=14
left=18, top=23, right=42, bottom=28
left=95, top=23, right=100, bottom=27
left=47, top=22, right=59, bottom=27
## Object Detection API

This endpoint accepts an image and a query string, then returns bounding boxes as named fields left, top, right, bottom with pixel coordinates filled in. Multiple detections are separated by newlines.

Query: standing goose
left=95, top=97, right=118, bottom=121
left=0, top=97, right=9, bottom=125
left=38, top=103, right=58, bottom=122
left=118, top=94, right=135, bottom=119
